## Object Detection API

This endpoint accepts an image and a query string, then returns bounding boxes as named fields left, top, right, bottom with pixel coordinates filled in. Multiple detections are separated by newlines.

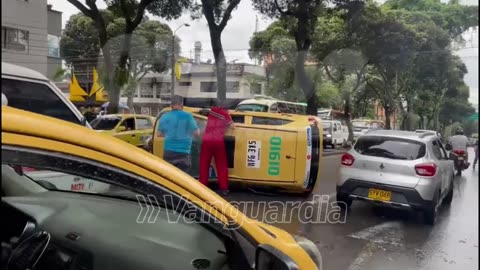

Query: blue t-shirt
left=158, top=110, right=198, bottom=154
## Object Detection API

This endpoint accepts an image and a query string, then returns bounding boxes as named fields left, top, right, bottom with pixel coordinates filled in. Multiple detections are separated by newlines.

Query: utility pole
left=171, top=23, right=190, bottom=97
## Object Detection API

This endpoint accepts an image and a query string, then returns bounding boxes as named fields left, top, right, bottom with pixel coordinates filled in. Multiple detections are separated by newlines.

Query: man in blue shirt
left=158, top=95, right=200, bottom=172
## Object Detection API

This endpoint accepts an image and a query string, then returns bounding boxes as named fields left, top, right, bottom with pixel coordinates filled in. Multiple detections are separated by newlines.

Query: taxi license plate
left=458, top=157, right=464, bottom=160
left=368, top=188, right=391, bottom=201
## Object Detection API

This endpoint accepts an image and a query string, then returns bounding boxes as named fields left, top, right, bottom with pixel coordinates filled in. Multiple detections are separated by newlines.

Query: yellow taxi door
left=135, top=116, right=154, bottom=147
left=113, top=117, right=138, bottom=145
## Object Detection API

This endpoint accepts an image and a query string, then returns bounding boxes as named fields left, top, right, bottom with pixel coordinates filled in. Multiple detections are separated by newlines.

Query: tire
left=424, top=192, right=439, bottom=225
left=336, top=193, right=352, bottom=209
left=301, top=189, right=313, bottom=198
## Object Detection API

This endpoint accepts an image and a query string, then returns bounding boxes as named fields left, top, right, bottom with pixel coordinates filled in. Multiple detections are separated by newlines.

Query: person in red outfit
left=199, top=103, right=234, bottom=196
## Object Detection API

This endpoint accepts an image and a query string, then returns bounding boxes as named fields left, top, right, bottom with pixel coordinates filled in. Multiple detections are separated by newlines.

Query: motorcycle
left=446, top=144, right=470, bottom=176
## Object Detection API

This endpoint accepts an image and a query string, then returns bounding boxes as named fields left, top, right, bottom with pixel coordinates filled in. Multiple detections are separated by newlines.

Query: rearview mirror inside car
left=255, top=244, right=298, bottom=270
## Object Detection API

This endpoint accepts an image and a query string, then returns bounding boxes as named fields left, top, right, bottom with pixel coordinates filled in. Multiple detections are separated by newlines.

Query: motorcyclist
left=447, top=128, right=469, bottom=162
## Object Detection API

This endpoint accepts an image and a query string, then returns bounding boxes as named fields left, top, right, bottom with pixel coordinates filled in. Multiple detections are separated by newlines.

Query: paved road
left=227, top=147, right=478, bottom=270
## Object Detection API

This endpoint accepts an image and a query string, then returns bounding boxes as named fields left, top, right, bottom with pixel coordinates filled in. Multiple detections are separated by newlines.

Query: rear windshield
left=90, top=117, right=121, bottom=130
left=354, top=136, right=426, bottom=160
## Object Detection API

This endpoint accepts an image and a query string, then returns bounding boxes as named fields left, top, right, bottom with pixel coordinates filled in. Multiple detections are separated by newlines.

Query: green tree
left=61, top=11, right=179, bottom=111
left=190, top=0, right=241, bottom=103
left=66, top=0, right=190, bottom=113
left=251, top=0, right=326, bottom=115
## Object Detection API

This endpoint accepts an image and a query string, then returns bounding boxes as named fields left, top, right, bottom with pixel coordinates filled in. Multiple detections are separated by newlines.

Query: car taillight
left=454, top=149, right=465, bottom=155
left=415, top=163, right=437, bottom=177
left=341, top=153, right=355, bottom=166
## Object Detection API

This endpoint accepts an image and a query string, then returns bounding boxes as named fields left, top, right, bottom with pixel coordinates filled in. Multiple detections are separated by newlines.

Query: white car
left=322, top=120, right=349, bottom=148
left=337, top=130, right=455, bottom=225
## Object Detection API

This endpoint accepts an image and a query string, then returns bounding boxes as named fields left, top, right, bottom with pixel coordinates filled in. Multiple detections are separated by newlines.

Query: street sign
left=467, top=113, right=478, bottom=120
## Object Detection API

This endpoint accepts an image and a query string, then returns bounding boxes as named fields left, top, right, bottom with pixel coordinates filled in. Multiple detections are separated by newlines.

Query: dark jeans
left=163, top=150, right=191, bottom=173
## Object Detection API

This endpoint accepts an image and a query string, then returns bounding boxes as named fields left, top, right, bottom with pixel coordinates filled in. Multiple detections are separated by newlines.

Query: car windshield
left=90, top=117, right=121, bottom=130
left=354, top=136, right=426, bottom=160
left=9, top=165, right=138, bottom=200
left=236, top=104, right=269, bottom=112
left=322, top=122, right=332, bottom=130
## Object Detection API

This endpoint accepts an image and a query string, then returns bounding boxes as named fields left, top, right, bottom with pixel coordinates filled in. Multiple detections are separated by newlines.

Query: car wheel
left=336, top=193, right=352, bottom=209
left=424, top=192, right=440, bottom=225
left=301, top=189, right=313, bottom=198
left=443, top=178, right=454, bottom=205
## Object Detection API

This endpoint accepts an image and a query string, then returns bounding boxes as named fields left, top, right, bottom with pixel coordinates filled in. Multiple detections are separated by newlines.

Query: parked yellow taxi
left=151, top=106, right=323, bottom=195
left=90, top=114, right=155, bottom=147
left=1, top=106, right=322, bottom=270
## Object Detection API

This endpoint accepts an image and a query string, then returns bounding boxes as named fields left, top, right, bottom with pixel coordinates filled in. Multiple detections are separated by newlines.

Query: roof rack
left=418, top=131, right=437, bottom=138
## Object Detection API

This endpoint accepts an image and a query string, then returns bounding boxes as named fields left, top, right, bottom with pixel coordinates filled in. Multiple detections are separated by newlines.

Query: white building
left=121, top=42, right=266, bottom=116
left=1, top=1, right=62, bottom=79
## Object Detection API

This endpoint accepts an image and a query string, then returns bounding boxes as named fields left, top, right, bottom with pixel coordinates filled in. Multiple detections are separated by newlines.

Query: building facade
left=1, top=0, right=62, bottom=79
left=122, top=62, right=266, bottom=116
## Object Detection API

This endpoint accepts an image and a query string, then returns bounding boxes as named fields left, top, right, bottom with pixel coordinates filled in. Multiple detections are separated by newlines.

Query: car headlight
left=294, top=235, right=322, bottom=269
left=326, top=134, right=332, bottom=138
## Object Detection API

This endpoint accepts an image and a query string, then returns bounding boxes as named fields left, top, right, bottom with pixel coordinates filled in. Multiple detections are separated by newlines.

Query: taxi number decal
left=246, top=140, right=261, bottom=168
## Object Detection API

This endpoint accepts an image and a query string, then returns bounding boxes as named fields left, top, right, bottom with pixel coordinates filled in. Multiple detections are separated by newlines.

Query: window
left=47, top=34, right=60, bottom=57
left=136, top=118, right=152, bottom=130
left=2, top=78, right=80, bottom=125
left=156, top=82, right=171, bottom=97
left=251, top=117, right=292, bottom=126
left=226, top=81, right=240, bottom=93
left=2, top=27, right=29, bottom=52
left=250, top=83, right=261, bottom=94
left=140, top=83, right=154, bottom=98
left=231, top=115, right=245, bottom=124
left=236, top=104, right=268, bottom=112
left=277, top=102, right=289, bottom=113
left=270, top=103, right=278, bottom=112
left=200, top=82, right=217, bottom=92
left=178, top=81, right=192, bottom=86
left=354, top=136, right=426, bottom=160
left=432, top=140, right=447, bottom=160
left=120, top=118, right=135, bottom=131
left=90, top=116, right=122, bottom=130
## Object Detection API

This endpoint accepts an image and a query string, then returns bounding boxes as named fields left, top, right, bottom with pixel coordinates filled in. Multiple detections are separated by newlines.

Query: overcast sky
left=48, top=0, right=478, bottom=108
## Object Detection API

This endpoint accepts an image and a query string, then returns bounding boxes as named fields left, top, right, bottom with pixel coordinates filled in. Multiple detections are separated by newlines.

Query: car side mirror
left=445, top=143, right=452, bottom=151
left=117, top=126, right=126, bottom=132
left=255, top=245, right=298, bottom=270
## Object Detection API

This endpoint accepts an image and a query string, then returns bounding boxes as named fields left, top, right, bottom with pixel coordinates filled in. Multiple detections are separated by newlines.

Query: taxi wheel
left=301, top=189, right=313, bottom=198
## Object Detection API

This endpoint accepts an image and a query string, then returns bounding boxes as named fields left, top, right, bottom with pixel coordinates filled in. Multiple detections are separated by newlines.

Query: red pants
left=199, top=140, right=229, bottom=190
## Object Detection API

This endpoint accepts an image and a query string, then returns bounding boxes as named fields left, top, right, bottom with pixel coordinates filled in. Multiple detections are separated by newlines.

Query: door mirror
left=255, top=244, right=298, bottom=270
left=116, top=126, right=126, bottom=132
left=445, top=143, right=452, bottom=151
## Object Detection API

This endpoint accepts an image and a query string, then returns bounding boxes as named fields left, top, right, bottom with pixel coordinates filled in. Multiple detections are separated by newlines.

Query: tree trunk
left=210, top=31, right=227, bottom=103
left=344, top=96, right=354, bottom=142
left=295, top=50, right=318, bottom=115
left=384, top=106, right=392, bottom=130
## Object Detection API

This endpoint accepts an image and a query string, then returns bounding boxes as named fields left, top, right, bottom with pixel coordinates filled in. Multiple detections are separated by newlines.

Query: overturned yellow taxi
left=91, top=114, right=155, bottom=147
left=151, top=107, right=323, bottom=195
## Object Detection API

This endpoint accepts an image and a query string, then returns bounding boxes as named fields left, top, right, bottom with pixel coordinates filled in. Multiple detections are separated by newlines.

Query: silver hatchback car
left=337, top=130, right=455, bottom=225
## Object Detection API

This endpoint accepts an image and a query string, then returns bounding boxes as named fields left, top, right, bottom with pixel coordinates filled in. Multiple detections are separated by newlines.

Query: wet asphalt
left=226, top=147, right=479, bottom=270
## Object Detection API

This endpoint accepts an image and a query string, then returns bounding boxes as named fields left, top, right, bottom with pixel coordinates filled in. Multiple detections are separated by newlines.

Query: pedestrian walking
left=199, top=102, right=234, bottom=196
left=158, top=95, right=200, bottom=172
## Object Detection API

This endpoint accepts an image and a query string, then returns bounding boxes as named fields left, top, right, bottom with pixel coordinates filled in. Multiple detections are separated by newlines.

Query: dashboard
left=1, top=191, right=230, bottom=270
